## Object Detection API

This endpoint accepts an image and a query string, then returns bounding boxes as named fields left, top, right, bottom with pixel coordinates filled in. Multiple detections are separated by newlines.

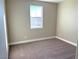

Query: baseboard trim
left=56, top=36, right=77, bottom=47
left=9, top=36, right=77, bottom=47
left=9, top=36, right=56, bottom=45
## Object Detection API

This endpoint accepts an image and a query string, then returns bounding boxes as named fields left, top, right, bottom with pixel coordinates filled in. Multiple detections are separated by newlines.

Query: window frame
left=30, top=5, right=43, bottom=29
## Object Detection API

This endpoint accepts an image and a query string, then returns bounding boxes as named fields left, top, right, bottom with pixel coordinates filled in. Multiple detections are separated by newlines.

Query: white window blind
left=30, top=5, right=43, bottom=29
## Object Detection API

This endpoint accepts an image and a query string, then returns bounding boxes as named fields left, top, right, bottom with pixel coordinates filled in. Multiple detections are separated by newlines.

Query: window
left=30, top=5, right=43, bottom=29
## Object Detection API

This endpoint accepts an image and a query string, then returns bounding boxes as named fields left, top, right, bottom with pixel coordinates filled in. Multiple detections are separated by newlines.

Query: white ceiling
left=39, top=0, right=64, bottom=3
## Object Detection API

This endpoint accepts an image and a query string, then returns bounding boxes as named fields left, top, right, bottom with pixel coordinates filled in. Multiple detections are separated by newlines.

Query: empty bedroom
left=0, top=0, right=78, bottom=59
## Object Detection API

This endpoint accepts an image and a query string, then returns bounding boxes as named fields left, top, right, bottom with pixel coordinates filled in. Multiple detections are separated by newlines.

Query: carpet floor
left=9, top=38, right=76, bottom=59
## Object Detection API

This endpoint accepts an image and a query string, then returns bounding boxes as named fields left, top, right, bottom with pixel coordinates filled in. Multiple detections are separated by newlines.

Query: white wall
left=0, top=0, right=8, bottom=59
left=57, top=0, right=78, bottom=44
left=6, top=0, right=78, bottom=46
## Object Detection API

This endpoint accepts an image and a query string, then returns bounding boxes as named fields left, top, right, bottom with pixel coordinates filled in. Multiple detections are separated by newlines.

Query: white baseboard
left=9, top=36, right=56, bottom=45
left=9, top=36, right=77, bottom=47
left=56, top=36, right=77, bottom=47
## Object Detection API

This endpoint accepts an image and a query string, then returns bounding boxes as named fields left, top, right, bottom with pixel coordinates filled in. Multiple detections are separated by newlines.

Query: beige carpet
left=9, top=38, right=76, bottom=59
